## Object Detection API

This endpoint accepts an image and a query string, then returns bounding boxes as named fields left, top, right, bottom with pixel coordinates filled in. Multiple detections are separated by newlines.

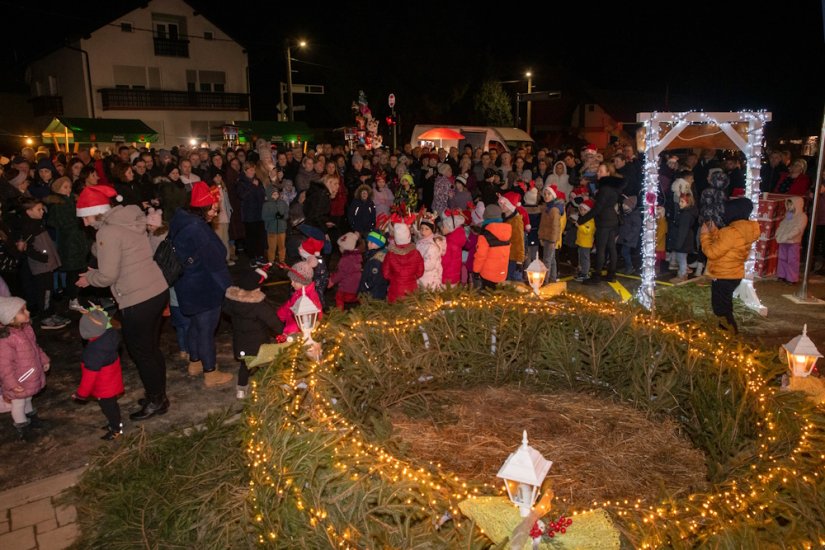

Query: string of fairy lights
left=244, top=292, right=824, bottom=548
left=635, top=110, right=771, bottom=312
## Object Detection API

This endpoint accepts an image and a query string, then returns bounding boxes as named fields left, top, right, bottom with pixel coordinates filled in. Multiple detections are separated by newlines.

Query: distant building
left=26, top=0, right=249, bottom=148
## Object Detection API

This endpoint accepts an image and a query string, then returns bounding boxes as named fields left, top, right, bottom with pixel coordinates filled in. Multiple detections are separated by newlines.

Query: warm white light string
left=635, top=110, right=771, bottom=311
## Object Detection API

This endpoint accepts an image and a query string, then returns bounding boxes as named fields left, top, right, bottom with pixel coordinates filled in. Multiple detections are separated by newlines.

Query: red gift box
left=754, top=254, right=778, bottom=277
left=757, top=196, right=787, bottom=220
left=755, top=238, right=778, bottom=260
left=758, top=219, right=778, bottom=240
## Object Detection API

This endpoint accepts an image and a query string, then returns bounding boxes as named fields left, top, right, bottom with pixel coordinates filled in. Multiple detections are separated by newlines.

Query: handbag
left=153, top=238, right=183, bottom=285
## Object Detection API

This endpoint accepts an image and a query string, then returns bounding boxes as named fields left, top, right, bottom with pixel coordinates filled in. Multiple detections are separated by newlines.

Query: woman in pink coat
left=440, top=209, right=467, bottom=285
left=0, top=297, right=50, bottom=441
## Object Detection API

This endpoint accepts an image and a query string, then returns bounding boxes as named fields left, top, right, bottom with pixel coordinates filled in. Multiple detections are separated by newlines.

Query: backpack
left=153, top=237, right=183, bottom=286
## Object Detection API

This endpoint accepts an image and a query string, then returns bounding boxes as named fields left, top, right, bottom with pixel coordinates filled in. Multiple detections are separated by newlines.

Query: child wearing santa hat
left=328, top=232, right=363, bottom=310
left=382, top=215, right=424, bottom=303
left=498, top=194, right=525, bottom=281
left=297, top=235, right=329, bottom=309
left=575, top=199, right=596, bottom=282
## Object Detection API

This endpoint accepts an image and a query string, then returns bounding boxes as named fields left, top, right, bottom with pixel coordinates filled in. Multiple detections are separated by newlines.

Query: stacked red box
left=754, top=194, right=794, bottom=278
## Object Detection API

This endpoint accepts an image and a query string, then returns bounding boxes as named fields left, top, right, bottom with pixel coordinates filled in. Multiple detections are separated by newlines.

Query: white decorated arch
left=635, top=111, right=772, bottom=314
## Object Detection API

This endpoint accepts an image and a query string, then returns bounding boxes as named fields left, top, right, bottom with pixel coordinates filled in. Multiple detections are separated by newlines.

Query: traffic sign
left=388, top=93, right=396, bottom=108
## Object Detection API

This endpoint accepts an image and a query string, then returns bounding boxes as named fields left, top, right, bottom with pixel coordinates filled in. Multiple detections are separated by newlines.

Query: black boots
left=129, top=394, right=169, bottom=421
left=14, top=422, right=33, bottom=442
left=101, top=423, right=123, bottom=441
left=26, top=411, right=48, bottom=430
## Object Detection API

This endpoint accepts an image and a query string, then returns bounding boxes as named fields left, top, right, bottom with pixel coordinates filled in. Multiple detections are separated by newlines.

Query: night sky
left=3, top=0, right=824, bottom=140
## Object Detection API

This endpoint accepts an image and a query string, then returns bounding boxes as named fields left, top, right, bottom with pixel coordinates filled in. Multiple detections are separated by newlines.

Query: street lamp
left=285, top=39, right=307, bottom=122
left=783, top=324, right=822, bottom=378
left=525, top=70, right=533, bottom=135
left=496, top=430, right=552, bottom=517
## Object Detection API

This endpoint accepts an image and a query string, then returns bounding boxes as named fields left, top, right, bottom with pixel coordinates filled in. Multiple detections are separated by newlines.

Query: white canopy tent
left=635, top=111, right=772, bottom=314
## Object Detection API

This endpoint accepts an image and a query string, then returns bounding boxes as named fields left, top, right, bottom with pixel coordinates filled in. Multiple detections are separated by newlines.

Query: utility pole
left=525, top=71, right=533, bottom=134
left=285, top=39, right=306, bottom=122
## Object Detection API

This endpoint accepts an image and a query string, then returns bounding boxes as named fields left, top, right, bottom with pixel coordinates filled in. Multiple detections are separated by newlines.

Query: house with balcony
left=26, top=0, right=249, bottom=148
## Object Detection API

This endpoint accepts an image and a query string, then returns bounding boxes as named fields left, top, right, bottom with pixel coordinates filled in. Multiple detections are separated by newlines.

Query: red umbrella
left=418, top=127, right=465, bottom=140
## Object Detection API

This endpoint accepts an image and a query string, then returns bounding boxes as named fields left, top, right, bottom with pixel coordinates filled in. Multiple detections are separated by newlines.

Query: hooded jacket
left=700, top=199, right=760, bottom=279
left=775, top=196, right=807, bottom=244
left=347, top=185, right=376, bottom=235
left=358, top=247, right=389, bottom=299
left=85, top=205, right=168, bottom=309
left=472, top=221, right=512, bottom=283
left=0, top=324, right=49, bottom=400
left=170, top=208, right=231, bottom=314
left=416, top=233, right=446, bottom=290
left=382, top=242, right=424, bottom=303
left=223, top=286, right=283, bottom=359
left=329, top=249, right=363, bottom=295
left=237, top=173, right=266, bottom=223
left=76, top=329, right=123, bottom=399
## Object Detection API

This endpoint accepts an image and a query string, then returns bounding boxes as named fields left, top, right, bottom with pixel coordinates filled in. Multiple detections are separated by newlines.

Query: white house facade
left=27, top=0, right=249, bottom=148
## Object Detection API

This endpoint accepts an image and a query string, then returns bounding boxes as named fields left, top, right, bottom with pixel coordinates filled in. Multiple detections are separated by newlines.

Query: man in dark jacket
left=579, top=172, right=625, bottom=284
left=303, top=178, right=333, bottom=230
left=760, top=151, right=788, bottom=193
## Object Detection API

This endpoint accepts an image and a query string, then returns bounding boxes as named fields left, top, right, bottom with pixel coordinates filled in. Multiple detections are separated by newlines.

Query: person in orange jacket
left=472, top=204, right=512, bottom=289
left=699, top=198, right=760, bottom=333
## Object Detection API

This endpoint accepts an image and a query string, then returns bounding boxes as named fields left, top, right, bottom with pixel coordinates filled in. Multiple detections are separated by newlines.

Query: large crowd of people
left=0, top=138, right=822, bottom=441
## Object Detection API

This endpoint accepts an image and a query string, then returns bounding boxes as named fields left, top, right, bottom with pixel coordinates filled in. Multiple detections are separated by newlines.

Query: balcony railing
left=29, top=95, right=63, bottom=117
left=153, top=36, right=189, bottom=57
left=99, top=89, right=249, bottom=111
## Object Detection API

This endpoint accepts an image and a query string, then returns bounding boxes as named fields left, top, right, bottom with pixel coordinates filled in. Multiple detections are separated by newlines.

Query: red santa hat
left=190, top=182, right=218, bottom=207
left=76, top=184, right=119, bottom=217
left=299, top=237, right=325, bottom=257
left=504, top=191, right=522, bottom=207
left=542, top=185, right=557, bottom=201
left=580, top=198, right=595, bottom=212
left=498, top=194, right=516, bottom=214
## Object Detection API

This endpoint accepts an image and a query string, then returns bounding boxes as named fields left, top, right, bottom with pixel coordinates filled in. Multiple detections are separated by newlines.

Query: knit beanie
left=393, top=223, right=412, bottom=246
left=288, top=260, right=314, bottom=286
left=337, top=232, right=359, bottom=252
left=0, top=296, right=25, bottom=325
left=484, top=204, right=503, bottom=220
left=146, top=207, right=163, bottom=227
left=79, top=306, right=111, bottom=339
left=471, top=201, right=486, bottom=225
left=366, top=231, right=387, bottom=248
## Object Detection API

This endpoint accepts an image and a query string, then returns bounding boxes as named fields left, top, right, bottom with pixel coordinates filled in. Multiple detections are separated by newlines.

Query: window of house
left=187, top=70, right=226, bottom=93
left=113, top=65, right=148, bottom=89
left=120, top=22, right=134, bottom=32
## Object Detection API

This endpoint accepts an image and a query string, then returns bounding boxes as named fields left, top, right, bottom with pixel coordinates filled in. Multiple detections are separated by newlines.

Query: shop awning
left=41, top=117, right=159, bottom=145
left=236, top=121, right=315, bottom=144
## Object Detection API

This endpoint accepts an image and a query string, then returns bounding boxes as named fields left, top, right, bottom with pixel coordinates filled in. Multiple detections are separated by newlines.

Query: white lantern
left=524, top=254, right=548, bottom=295
left=496, top=430, right=552, bottom=517
left=290, top=288, right=320, bottom=344
left=783, top=324, right=822, bottom=378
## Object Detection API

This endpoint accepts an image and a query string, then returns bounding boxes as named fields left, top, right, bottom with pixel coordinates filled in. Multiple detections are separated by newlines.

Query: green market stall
left=41, top=117, right=159, bottom=151
left=234, top=121, right=315, bottom=148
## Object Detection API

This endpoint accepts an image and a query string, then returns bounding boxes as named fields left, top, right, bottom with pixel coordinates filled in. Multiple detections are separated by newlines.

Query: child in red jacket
left=278, top=260, right=323, bottom=336
left=382, top=215, right=424, bottom=303
left=72, top=306, right=124, bottom=441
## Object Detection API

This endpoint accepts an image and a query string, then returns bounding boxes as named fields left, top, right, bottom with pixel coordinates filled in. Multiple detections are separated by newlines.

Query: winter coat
left=577, top=176, right=624, bottom=229
left=347, top=186, right=376, bottom=235
left=618, top=208, right=642, bottom=248
left=237, top=173, right=266, bottom=223
left=448, top=190, right=473, bottom=210
left=19, top=216, right=61, bottom=275
left=760, top=162, right=787, bottom=194
left=671, top=205, right=698, bottom=254
left=358, top=248, right=389, bottom=299
left=700, top=176, right=728, bottom=227
left=576, top=219, right=596, bottom=249
left=329, top=250, right=363, bottom=295
left=0, top=325, right=49, bottom=400
left=277, top=282, right=323, bottom=335
left=303, top=180, right=332, bottom=229
left=294, top=167, right=317, bottom=193
left=538, top=202, right=562, bottom=245
left=473, top=221, right=512, bottom=283
left=774, top=172, right=811, bottom=196
left=76, top=329, right=123, bottom=399
left=432, top=175, right=452, bottom=215
left=45, top=193, right=89, bottom=271
left=225, top=169, right=246, bottom=240
left=775, top=197, right=807, bottom=244
left=261, top=195, right=289, bottom=234
left=86, top=205, right=168, bottom=309
left=700, top=220, right=760, bottom=279
left=157, top=178, right=187, bottom=223
left=502, top=211, right=525, bottom=263
left=393, top=185, right=418, bottom=213
left=223, top=285, right=283, bottom=359
left=382, top=242, right=424, bottom=303
left=170, top=209, right=230, bottom=315
left=525, top=207, right=541, bottom=247
left=416, top=235, right=445, bottom=290
left=372, top=186, right=395, bottom=217
left=441, top=228, right=467, bottom=285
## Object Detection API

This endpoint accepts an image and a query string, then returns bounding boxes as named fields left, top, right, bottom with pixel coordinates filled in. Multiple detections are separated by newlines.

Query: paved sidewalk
left=0, top=468, right=84, bottom=550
